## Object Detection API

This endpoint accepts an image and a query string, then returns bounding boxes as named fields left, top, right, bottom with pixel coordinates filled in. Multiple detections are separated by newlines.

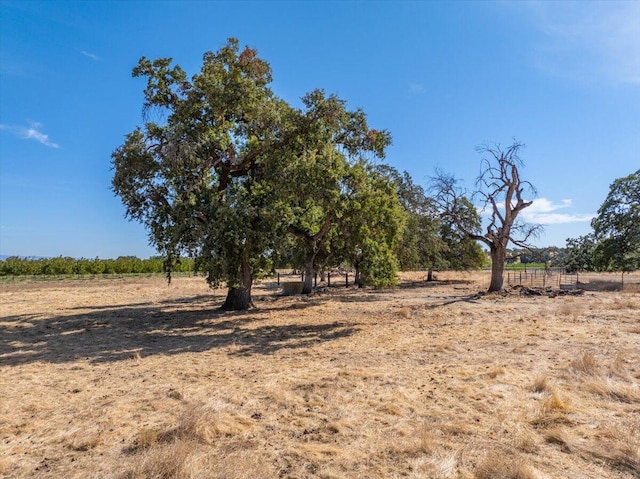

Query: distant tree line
left=0, top=256, right=194, bottom=276
left=503, top=247, right=567, bottom=266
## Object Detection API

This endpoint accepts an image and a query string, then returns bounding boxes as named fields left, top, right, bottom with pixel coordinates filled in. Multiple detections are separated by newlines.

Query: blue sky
left=1, top=0, right=638, bottom=258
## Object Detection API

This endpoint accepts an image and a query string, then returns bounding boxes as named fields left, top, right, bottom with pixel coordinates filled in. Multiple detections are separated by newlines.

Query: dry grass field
left=1, top=272, right=639, bottom=478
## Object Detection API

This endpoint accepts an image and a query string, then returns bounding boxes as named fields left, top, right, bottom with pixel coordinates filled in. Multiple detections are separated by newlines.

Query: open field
left=1, top=272, right=639, bottom=478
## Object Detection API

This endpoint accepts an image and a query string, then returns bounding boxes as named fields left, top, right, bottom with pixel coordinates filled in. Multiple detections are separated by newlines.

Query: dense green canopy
left=592, top=169, right=640, bottom=272
left=112, top=39, right=404, bottom=309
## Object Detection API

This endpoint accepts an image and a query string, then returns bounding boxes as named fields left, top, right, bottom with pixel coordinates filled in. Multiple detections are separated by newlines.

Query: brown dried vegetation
left=0, top=272, right=638, bottom=478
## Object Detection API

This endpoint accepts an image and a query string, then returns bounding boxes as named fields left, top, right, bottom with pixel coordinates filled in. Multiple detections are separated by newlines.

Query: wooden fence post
left=345, top=272, right=349, bottom=288
left=328, top=272, right=331, bottom=287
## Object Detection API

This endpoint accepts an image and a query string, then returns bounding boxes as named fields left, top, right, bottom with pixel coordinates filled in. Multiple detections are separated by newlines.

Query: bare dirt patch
left=1, top=272, right=638, bottom=478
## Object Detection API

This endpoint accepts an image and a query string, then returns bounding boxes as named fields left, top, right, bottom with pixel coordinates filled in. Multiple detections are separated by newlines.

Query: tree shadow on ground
left=0, top=294, right=357, bottom=366
left=313, top=289, right=392, bottom=303
left=423, top=293, right=483, bottom=308
left=398, top=279, right=476, bottom=289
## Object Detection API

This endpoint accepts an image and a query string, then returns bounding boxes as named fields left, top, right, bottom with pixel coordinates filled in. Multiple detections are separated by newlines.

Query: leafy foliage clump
left=564, top=169, right=640, bottom=273
left=592, top=169, right=640, bottom=272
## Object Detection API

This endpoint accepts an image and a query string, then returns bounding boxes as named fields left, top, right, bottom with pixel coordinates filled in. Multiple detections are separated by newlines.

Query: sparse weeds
left=403, top=424, right=438, bottom=457
left=570, top=351, right=599, bottom=376
left=557, top=301, right=583, bottom=321
left=121, top=402, right=261, bottom=478
left=128, top=401, right=250, bottom=455
left=590, top=444, right=640, bottom=474
left=132, top=428, right=163, bottom=451
left=609, top=297, right=639, bottom=310
left=474, top=450, right=538, bottom=479
left=486, top=366, right=505, bottom=379
left=172, top=403, right=219, bottom=444
left=530, top=375, right=550, bottom=393
left=120, top=439, right=193, bottom=479
left=544, top=389, right=570, bottom=412
left=584, top=377, right=640, bottom=403
left=611, top=352, right=627, bottom=377
left=622, top=282, right=640, bottom=294
left=531, top=389, right=571, bottom=427
left=511, top=424, right=539, bottom=454
left=417, top=451, right=461, bottom=479
left=570, top=422, right=640, bottom=475
left=544, top=427, right=573, bottom=453
left=65, top=428, right=102, bottom=452
left=0, top=458, right=10, bottom=476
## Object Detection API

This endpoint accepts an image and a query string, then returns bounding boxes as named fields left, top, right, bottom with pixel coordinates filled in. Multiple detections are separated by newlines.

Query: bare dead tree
left=433, top=141, right=542, bottom=292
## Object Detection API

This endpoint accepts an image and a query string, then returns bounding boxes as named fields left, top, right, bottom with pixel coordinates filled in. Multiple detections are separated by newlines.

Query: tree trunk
left=354, top=267, right=362, bottom=288
left=221, top=258, right=254, bottom=310
left=427, top=268, right=434, bottom=282
left=488, top=244, right=506, bottom=292
left=302, top=258, right=314, bottom=294
left=221, top=286, right=252, bottom=311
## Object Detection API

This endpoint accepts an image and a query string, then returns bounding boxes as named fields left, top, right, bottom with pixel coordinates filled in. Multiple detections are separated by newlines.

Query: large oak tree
left=112, top=39, right=289, bottom=310
left=112, top=39, right=397, bottom=308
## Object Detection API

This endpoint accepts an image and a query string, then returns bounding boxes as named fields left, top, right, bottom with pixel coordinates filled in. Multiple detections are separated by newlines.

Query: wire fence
left=274, top=269, right=640, bottom=293
left=505, top=269, right=640, bottom=291
left=265, top=269, right=356, bottom=294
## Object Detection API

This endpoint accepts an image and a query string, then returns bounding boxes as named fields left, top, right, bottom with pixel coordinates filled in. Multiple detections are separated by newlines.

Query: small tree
left=329, top=162, right=406, bottom=288
left=564, top=234, right=598, bottom=273
left=272, top=91, right=391, bottom=294
left=433, top=141, right=541, bottom=292
left=439, top=213, right=487, bottom=272
left=592, top=169, right=640, bottom=272
left=375, top=166, right=446, bottom=280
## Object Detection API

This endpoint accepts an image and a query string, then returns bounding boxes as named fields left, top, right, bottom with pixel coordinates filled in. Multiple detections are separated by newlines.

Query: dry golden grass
left=1, top=271, right=639, bottom=478
left=530, top=374, right=551, bottom=393
left=556, top=301, right=584, bottom=321
left=570, top=351, right=599, bottom=376
left=474, top=450, right=538, bottom=479
left=584, top=377, right=640, bottom=403
left=530, top=389, right=573, bottom=428
left=622, top=282, right=640, bottom=294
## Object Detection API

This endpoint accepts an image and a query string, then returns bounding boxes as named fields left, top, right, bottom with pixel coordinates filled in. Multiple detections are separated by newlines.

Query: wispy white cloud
left=0, top=122, right=59, bottom=148
left=520, top=198, right=594, bottom=225
left=80, top=50, right=100, bottom=61
left=515, top=1, right=640, bottom=85
left=409, top=82, right=425, bottom=94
